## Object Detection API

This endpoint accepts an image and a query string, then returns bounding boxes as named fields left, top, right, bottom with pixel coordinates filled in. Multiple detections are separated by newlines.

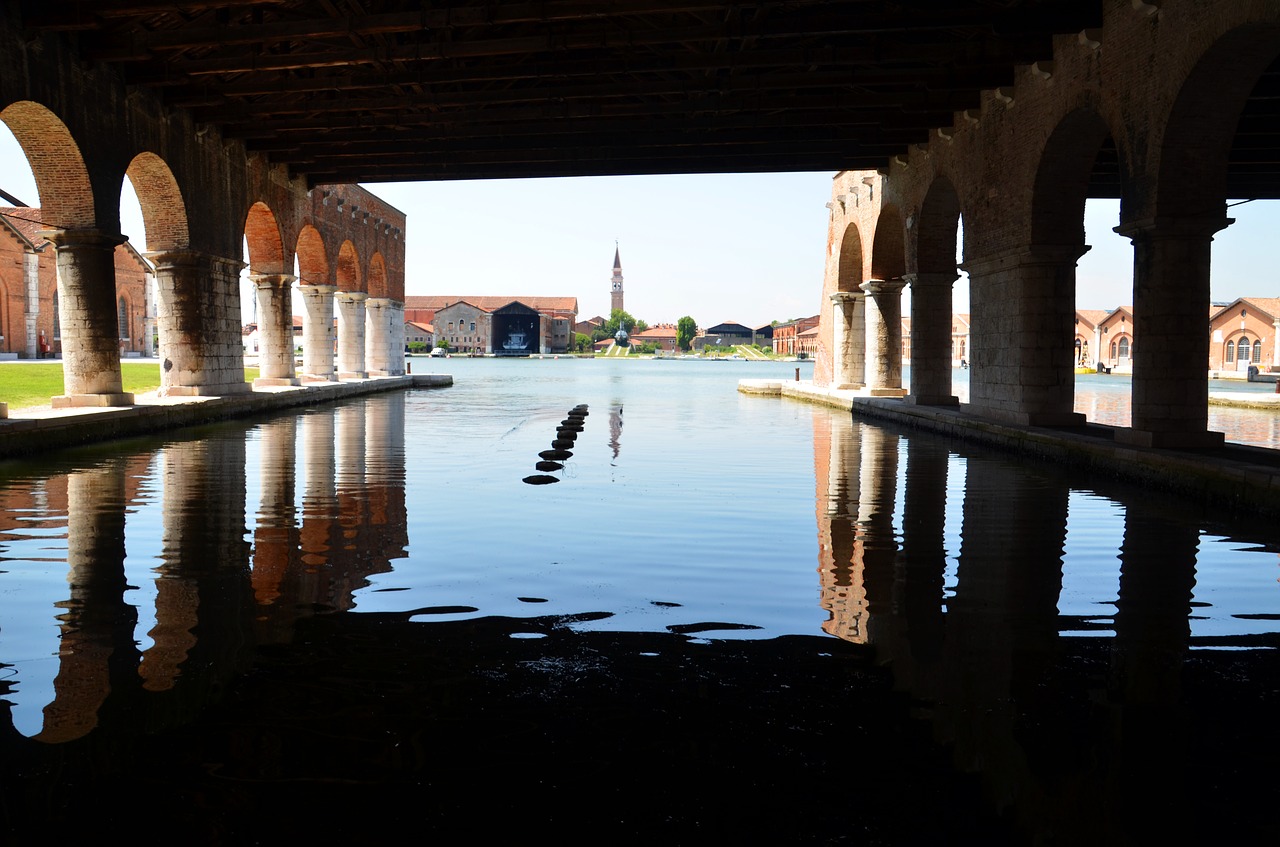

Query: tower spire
left=610, top=243, right=625, bottom=314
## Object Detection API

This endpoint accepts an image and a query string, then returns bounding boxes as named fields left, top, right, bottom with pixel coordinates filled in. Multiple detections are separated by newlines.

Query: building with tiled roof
left=0, top=206, right=153, bottom=359
left=1209, top=297, right=1280, bottom=374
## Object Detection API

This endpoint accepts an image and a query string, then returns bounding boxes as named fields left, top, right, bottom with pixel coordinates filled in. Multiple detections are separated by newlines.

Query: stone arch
left=916, top=176, right=962, bottom=275
left=1155, top=22, right=1280, bottom=219
left=836, top=222, right=864, bottom=293
left=244, top=201, right=287, bottom=276
left=295, top=224, right=329, bottom=285
left=0, top=101, right=95, bottom=229
left=869, top=205, right=906, bottom=281
left=1030, top=107, right=1117, bottom=248
left=336, top=240, right=362, bottom=292
left=124, top=152, right=189, bottom=253
left=367, top=253, right=388, bottom=299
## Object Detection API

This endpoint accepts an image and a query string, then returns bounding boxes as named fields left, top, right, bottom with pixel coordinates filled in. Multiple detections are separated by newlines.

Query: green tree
left=574, top=332, right=593, bottom=353
left=435, top=338, right=450, bottom=350
left=676, top=315, right=697, bottom=351
left=601, top=308, right=647, bottom=340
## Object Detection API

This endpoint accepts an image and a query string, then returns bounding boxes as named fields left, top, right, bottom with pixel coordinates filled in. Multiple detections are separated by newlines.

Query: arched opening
left=1030, top=106, right=1124, bottom=425
left=368, top=253, right=388, bottom=300
left=336, top=240, right=361, bottom=292
left=914, top=176, right=965, bottom=402
left=836, top=222, right=864, bottom=294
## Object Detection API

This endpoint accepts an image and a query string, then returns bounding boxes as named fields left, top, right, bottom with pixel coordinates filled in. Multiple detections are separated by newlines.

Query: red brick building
left=773, top=315, right=820, bottom=356
left=0, top=207, right=151, bottom=358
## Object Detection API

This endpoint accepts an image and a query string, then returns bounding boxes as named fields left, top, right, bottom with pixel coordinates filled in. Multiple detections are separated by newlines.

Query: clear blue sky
left=1, top=124, right=1275, bottom=327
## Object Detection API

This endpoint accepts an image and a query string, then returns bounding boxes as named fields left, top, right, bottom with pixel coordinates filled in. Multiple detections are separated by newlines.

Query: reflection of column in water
left=893, top=437, right=950, bottom=673
left=609, top=404, right=623, bottom=459
left=364, top=392, right=408, bottom=565
left=942, top=458, right=1067, bottom=788
left=856, top=424, right=900, bottom=645
left=141, top=437, right=251, bottom=694
left=37, top=462, right=137, bottom=742
left=1102, top=501, right=1198, bottom=841
left=251, top=417, right=300, bottom=640
left=300, top=408, right=338, bottom=574
left=813, top=410, right=864, bottom=642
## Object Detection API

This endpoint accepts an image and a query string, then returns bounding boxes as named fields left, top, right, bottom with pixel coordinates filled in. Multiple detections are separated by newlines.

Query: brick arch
left=335, top=239, right=362, bottom=292
left=1031, top=107, right=1117, bottom=248
left=870, top=205, right=906, bottom=281
left=836, top=222, right=864, bottom=294
left=0, top=101, right=94, bottom=229
left=916, top=177, right=962, bottom=274
left=124, top=152, right=189, bottom=253
left=295, top=224, right=329, bottom=285
left=244, top=201, right=287, bottom=276
left=1156, top=23, right=1280, bottom=219
left=367, top=252, right=388, bottom=299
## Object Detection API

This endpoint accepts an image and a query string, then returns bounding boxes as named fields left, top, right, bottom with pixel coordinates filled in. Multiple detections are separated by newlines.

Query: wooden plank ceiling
left=20, top=1, right=1115, bottom=185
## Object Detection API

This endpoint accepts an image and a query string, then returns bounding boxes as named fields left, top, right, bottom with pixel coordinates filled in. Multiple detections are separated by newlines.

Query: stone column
left=829, top=290, right=865, bottom=390
left=905, top=272, right=959, bottom=405
left=862, top=277, right=908, bottom=397
left=335, top=290, right=369, bottom=379
left=816, top=411, right=864, bottom=643
left=252, top=273, right=300, bottom=387
left=298, top=283, right=337, bottom=381
left=150, top=250, right=251, bottom=396
left=44, top=229, right=133, bottom=407
left=143, top=269, right=157, bottom=358
left=1115, top=217, right=1229, bottom=448
left=23, top=250, right=39, bottom=359
left=366, top=297, right=405, bottom=376
left=961, top=244, right=1087, bottom=427
left=251, top=417, right=299, bottom=629
left=1271, top=318, right=1280, bottom=369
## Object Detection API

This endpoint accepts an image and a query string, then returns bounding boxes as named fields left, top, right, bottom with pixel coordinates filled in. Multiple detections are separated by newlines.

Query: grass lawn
left=0, top=363, right=261, bottom=409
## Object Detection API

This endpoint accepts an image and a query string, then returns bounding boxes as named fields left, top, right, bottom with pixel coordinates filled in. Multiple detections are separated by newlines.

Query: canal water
left=0, top=358, right=1277, bottom=843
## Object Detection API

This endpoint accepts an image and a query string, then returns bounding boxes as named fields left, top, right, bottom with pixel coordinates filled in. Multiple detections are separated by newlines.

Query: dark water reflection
left=0, top=362, right=1277, bottom=843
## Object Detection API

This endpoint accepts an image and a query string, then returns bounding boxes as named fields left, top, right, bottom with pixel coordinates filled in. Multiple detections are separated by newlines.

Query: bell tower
left=610, top=243, right=624, bottom=314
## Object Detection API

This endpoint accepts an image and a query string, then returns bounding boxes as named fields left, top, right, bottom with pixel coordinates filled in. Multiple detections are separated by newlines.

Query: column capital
left=861, top=277, right=907, bottom=295
left=830, top=290, right=863, bottom=303
left=335, top=290, right=369, bottom=302
left=146, top=249, right=245, bottom=274
left=251, top=272, right=296, bottom=288
left=960, top=242, right=1090, bottom=276
left=903, top=271, right=959, bottom=288
left=40, top=228, right=126, bottom=250
left=298, top=282, right=338, bottom=294
left=1114, top=215, right=1233, bottom=242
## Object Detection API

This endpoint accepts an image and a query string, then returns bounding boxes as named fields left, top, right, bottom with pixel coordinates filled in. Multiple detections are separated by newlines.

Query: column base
left=970, top=406, right=1086, bottom=427
left=0, top=402, right=7, bottom=419
left=1114, top=428, right=1226, bottom=449
left=300, top=374, right=336, bottom=383
left=867, top=387, right=907, bottom=397
left=905, top=394, right=959, bottom=406
left=253, top=377, right=302, bottom=388
left=52, top=393, right=135, bottom=408
left=833, top=382, right=864, bottom=391
left=338, top=371, right=369, bottom=380
left=162, top=383, right=252, bottom=397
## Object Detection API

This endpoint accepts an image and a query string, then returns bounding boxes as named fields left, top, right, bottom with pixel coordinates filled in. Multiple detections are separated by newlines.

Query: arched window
left=118, top=296, right=130, bottom=340
left=1226, top=341, right=1235, bottom=363
left=1238, top=338, right=1251, bottom=362
left=1118, top=337, right=1130, bottom=360
left=1110, top=341, right=1117, bottom=359
left=1253, top=340, right=1263, bottom=363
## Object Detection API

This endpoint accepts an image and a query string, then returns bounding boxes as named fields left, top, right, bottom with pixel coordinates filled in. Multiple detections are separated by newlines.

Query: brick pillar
left=366, top=297, right=404, bottom=376
left=829, top=291, right=865, bottom=389
left=298, top=283, right=337, bottom=381
left=862, top=278, right=907, bottom=397
left=962, top=244, right=1087, bottom=427
left=335, top=291, right=369, bottom=379
left=23, top=250, right=38, bottom=359
left=905, top=272, right=959, bottom=406
left=1115, top=217, right=1228, bottom=448
left=150, top=250, right=251, bottom=396
left=43, top=229, right=133, bottom=407
left=252, top=273, right=300, bottom=387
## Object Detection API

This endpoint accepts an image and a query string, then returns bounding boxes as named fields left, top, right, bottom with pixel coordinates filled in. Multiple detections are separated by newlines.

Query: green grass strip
left=0, top=363, right=261, bottom=409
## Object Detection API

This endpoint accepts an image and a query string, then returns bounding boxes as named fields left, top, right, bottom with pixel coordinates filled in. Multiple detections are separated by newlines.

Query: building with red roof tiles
left=1209, top=297, right=1280, bottom=375
left=0, top=206, right=152, bottom=359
